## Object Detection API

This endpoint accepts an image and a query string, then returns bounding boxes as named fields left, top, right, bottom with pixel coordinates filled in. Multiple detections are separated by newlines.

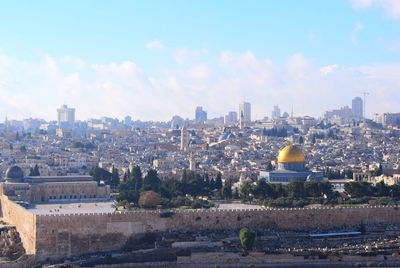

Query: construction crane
left=357, top=91, right=369, bottom=120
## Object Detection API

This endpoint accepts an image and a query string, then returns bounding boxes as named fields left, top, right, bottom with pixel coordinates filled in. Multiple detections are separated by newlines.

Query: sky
left=0, top=0, right=400, bottom=121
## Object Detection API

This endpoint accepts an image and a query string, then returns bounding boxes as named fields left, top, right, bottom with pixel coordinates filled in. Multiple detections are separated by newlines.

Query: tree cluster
left=29, top=164, right=40, bottom=176
left=263, top=127, right=287, bottom=137
left=344, top=181, right=400, bottom=198
left=323, top=168, right=353, bottom=179
left=71, top=141, right=96, bottom=149
left=117, top=167, right=218, bottom=209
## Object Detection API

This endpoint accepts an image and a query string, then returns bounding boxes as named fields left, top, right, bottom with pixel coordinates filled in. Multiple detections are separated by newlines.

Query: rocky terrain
left=0, top=224, right=25, bottom=261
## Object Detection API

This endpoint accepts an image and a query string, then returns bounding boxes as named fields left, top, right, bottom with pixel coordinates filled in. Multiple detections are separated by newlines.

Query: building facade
left=352, top=97, right=363, bottom=119
left=57, top=104, right=75, bottom=129
left=195, top=106, right=207, bottom=123
left=239, top=102, right=251, bottom=127
left=0, top=166, right=110, bottom=204
left=260, top=145, right=323, bottom=183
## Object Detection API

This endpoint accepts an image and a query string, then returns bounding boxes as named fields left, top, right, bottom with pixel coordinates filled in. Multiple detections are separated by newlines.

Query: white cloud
left=350, top=23, right=364, bottom=46
left=320, top=64, right=339, bottom=75
left=0, top=51, right=399, bottom=121
left=145, top=40, right=165, bottom=49
left=61, top=56, right=85, bottom=69
left=350, top=0, right=400, bottom=19
left=174, top=48, right=208, bottom=65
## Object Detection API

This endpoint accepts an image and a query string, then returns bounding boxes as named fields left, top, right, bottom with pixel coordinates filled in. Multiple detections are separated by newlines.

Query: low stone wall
left=34, top=206, right=400, bottom=261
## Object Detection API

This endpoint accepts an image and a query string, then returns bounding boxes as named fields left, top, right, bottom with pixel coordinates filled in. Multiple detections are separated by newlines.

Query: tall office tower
left=224, top=111, right=238, bottom=124
left=195, top=106, right=207, bottom=123
left=239, top=102, right=251, bottom=123
left=352, top=97, right=363, bottom=119
left=180, top=123, right=189, bottom=151
left=57, top=104, right=75, bottom=129
left=124, top=115, right=133, bottom=126
left=271, top=105, right=281, bottom=119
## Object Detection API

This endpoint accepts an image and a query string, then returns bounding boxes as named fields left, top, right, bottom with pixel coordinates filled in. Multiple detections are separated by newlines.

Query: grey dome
left=5, top=166, right=24, bottom=181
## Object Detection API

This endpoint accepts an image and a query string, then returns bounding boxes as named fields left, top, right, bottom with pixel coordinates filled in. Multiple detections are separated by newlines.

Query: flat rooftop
left=212, top=201, right=263, bottom=210
left=28, top=201, right=115, bottom=215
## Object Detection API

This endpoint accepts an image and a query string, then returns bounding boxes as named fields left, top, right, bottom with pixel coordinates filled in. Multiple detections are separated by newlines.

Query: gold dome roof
left=277, top=145, right=305, bottom=163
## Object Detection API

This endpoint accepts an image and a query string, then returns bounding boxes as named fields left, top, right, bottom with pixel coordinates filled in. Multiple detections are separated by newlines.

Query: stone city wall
left=0, top=196, right=36, bottom=255
left=34, top=205, right=400, bottom=261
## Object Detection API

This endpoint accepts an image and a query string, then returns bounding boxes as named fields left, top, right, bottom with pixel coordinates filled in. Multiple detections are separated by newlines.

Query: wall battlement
left=1, top=195, right=400, bottom=262
left=35, top=204, right=399, bottom=218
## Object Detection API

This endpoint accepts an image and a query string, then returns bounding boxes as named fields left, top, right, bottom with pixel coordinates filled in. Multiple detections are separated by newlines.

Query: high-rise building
left=224, top=111, right=238, bottom=125
left=352, top=97, right=363, bottom=119
left=374, top=113, right=400, bottom=127
left=124, top=116, right=133, bottom=126
left=272, top=105, right=281, bottom=119
left=324, top=106, right=352, bottom=120
left=170, top=115, right=184, bottom=129
left=239, top=102, right=251, bottom=125
left=195, top=106, right=207, bottom=123
left=57, top=105, right=75, bottom=129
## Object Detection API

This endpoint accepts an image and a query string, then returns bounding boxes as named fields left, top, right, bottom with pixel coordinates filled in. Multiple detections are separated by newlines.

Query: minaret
left=239, top=111, right=244, bottom=129
left=189, top=155, right=195, bottom=171
left=180, top=123, right=189, bottom=151
left=291, top=105, right=294, bottom=118
left=4, top=114, right=9, bottom=133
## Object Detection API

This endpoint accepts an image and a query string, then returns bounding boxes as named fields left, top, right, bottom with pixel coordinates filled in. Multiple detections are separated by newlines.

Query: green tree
left=143, top=169, right=161, bottom=192
left=253, top=179, right=274, bottom=199
left=286, top=181, right=306, bottom=199
left=214, top=173, right=223, bottom=190
left=345, top=169, right=353, bottom=179
left=390, top=184, right=400, bottom=198
left=111, top=166, right=120, bottom=187
left=266, top=161, right=273, bottom=171
left=311, top=135, right=316, bottom=144
left=376, top=180, right=390, bottom=197
left=130, top=166, right=143, bottom=191
left=89, top=166, right=112, bottom=184
left=372, top=164, right=383, bottom=176
left=221, top=185, right=232, bottom=200
left=233, top=187, right=240, bottom=199
left=344, top=181, right=374, bottom=198
left=239, top=228, right=256, bottom=250
left=240, top=184, right=254, bottom=200
left=29, top=164, right=40, bottom=176
left=272, top=184, right=286, bottom=198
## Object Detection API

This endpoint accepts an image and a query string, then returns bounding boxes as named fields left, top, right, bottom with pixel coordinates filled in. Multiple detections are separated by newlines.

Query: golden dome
left=277, top=145, right=305, bottom=163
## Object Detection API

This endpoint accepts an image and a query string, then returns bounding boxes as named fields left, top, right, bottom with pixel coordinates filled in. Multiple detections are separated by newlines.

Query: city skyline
left=1, top=0, right=400, bottom=120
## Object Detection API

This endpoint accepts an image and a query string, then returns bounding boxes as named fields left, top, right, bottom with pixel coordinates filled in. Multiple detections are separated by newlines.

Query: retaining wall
left=33, top=206, right=400, bottom=260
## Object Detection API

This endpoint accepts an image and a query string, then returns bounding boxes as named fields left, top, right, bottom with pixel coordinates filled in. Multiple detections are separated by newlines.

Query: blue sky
left=0, top=0, right=399, bottom=120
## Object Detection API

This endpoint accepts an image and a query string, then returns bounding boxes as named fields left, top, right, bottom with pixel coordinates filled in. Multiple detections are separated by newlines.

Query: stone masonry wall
left=34, top=205, right=400, bottom=261
left=0, top=196, right=36, bottom=255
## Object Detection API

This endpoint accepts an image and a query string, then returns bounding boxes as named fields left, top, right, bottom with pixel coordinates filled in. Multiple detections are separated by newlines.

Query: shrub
left=139, top=191, right=161, bottom=208
left=239, top=228, right=256, bottom=250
